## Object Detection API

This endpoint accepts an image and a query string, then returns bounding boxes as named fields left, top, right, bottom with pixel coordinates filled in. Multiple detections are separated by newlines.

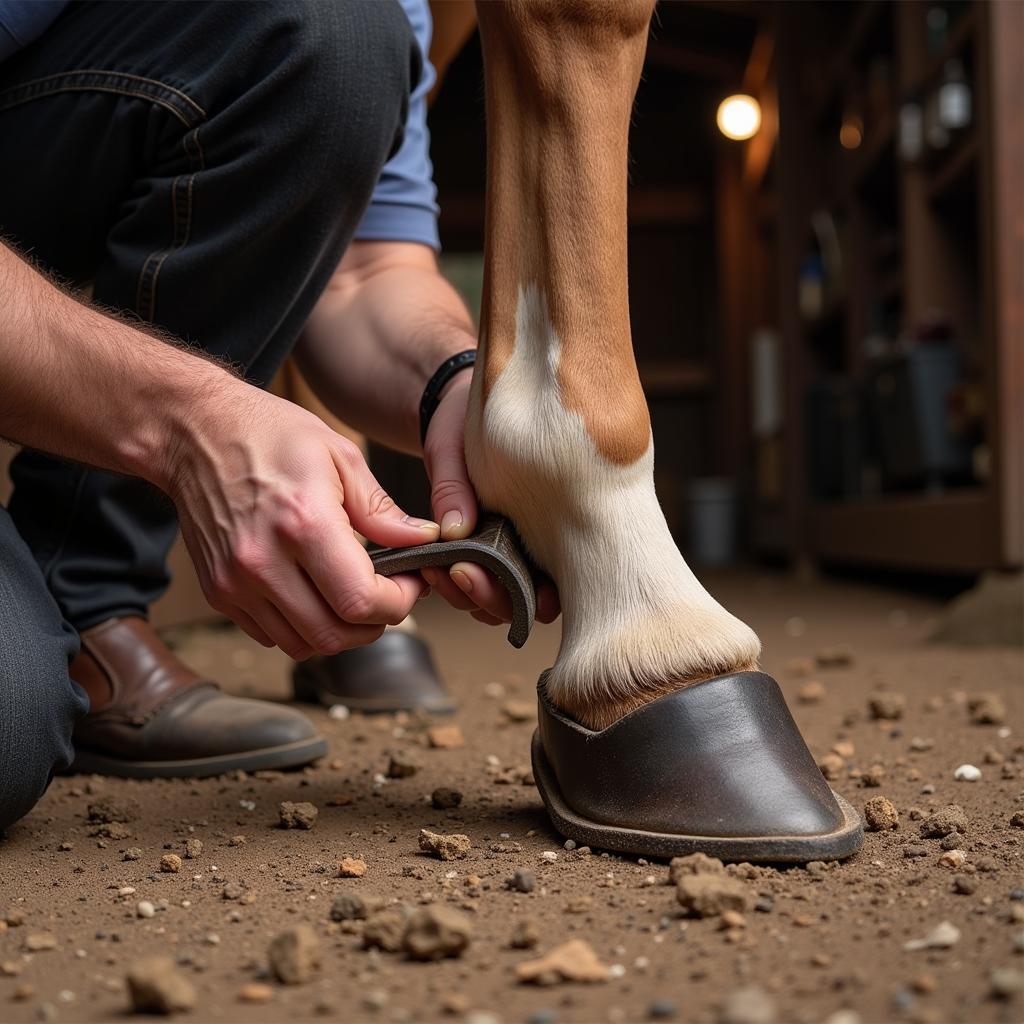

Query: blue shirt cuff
left=354, top=202, right=440, bottom=252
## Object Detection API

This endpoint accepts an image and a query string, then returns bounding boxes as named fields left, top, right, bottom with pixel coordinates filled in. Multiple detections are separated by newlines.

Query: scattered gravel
left=238, top=983, right=274, bottom=1004
left=363, top=907, right=413, bottom=952
left=87, top=795, right=137, bottom=824
left=510, top=917, right=541, bottom=950
left=818, top=753, right=845, bottom=781
left=508, top=869, right=536, bottom=893
left=669, top=853, right=725, bottom=884
left=402, top=905, right=472, bottom=961
left=516, top=939, right=609, bottom=985
left=126, top=956, right=195, bottom=1014
left=278, top=801, right=318, bottom=830
left=330, top=893, right=379, bottom=922
left=501, top=700, right=535, bottom=722
left=968, top=693, right=1006, bottom=726
left=863, top=796, right=899, bottom=831
left=431, top=787, right=463, bottom=810
left=387, top=751, right=421, bottom=778
left=419, top=828, right=470, bottom=860
left=268, top=925, right=320, bottom=984
left=919, top=804, right=968, bottom=838
left=338, top=857, right=367, bottom=878
left=720, top=986, right=777, bottom=1024
left=427, top=725, right=465, bottom=749
left=868, top=693, right=905, bottom=721
left=797, top=681, right=827, bottom=704
left=676, top=875, right=751, bottom=918
left=904, top=921, right=961, bottom=951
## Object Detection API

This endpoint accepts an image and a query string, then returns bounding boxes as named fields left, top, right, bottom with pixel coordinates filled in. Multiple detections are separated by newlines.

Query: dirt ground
left=2, top=570, right=1022, bottom=1024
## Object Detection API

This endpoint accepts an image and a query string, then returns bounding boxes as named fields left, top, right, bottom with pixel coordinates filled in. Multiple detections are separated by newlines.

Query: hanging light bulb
left=716, top=94, right=761, bottom=141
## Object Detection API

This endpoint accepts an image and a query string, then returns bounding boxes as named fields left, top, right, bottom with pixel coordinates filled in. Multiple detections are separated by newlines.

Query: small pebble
left=268, top=925, right=320, bottom=985
left=278, top=801, right=318, bottom=830
left=990, top=967, right=1024, bottom=999
left=864, top=796, right=899, bottom=831
left=868, top=693, right=905, bottom=721
left=953, top=876, right=977, bottom=895
left=797, top=681, right=826, bottom=704
left=126, top=956, right=196, bottom=1014
left=938, top=849, right=966, bottom=869
left=904, top=920, right=960, bottom=951
left=402, top=905, right=472, bottom=961
left=508, top=869, right=536, bottom=894
left=338, top=857, right=367, bottom=878
left=968, top=693, right=1006, bottom=726
left=159, top=854, right=182, bottom=874
left=136, top=901, right=155, bottom=919
left=419, top=829, right=470, bottom=861
left=648, top=999, right=678, bottom=1020
left=919, top=805, right=968, bottom=838
left=953, top=764, right=981, bottom=782
left=427, top=725, right=465, bottom=749
left=431, top=787, right=463, bottom=810
left=238, top=983, right=274, bottom=1004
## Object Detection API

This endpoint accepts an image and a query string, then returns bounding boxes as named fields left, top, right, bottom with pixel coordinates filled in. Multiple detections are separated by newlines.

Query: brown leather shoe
left=71, top=617, right=327, bottom=778
left=293, top=629, right=457, bottom=714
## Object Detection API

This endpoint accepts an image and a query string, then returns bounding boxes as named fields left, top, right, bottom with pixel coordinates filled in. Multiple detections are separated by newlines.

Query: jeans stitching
left=137, top=123, right=204, bottom=321
left=0, top=68, right=205, bottom=121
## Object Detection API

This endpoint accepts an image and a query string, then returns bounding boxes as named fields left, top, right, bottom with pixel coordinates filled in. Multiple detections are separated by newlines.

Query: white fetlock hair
left=466, top=285, right=761, bottom=718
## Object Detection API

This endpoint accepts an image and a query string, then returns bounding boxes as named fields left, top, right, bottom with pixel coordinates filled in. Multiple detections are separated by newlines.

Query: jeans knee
left=256, top=0, right=415, bottom=174
left=0, top=629, right=84, bottom=834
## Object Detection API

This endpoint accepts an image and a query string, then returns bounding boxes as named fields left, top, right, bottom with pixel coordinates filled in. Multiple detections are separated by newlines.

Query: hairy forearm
left=0, top=241, right=234, bottom=490
left=296, top=242, right=476, bottom=455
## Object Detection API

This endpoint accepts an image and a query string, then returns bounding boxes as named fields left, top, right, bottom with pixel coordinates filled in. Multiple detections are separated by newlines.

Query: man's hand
left=167, top=385, right=436, bottom=661
left=421, top=369, right=560, bottom=627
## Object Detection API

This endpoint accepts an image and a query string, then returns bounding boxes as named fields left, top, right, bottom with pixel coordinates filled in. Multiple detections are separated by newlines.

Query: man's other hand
left=421, top=370, right=560, bottom=628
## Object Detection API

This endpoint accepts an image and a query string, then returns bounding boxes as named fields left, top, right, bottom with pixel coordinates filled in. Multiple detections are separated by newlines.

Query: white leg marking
left=467, top=285, right=761, bottom=711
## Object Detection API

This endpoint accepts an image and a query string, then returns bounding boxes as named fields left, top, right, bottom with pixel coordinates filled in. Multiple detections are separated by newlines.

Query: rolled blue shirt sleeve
left=354, top=0, right=440, bottom=252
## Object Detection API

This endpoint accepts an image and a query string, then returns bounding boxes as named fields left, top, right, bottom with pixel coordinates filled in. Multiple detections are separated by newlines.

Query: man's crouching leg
left=0, top=509, right=87, bottom=835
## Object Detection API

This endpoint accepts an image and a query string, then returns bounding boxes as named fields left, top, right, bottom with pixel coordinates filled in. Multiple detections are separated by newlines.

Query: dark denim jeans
left=0, top=0, right=417, bottom=630
left=0, top=0, right=416, bottom=830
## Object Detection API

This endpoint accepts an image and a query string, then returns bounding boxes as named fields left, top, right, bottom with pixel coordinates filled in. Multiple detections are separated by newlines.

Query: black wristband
left=419, top=349, right=476, bottom=446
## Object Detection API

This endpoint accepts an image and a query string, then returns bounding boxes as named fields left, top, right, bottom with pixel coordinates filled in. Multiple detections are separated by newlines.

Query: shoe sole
left=69, top=736, right=328, bottom=779
left=531, top=731, right=864, bottom=863
left=291, top=670, right=457, bottom=715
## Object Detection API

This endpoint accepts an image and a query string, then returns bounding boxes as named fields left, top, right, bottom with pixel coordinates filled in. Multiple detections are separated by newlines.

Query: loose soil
left=2, top=571, right=1021, bottom=1023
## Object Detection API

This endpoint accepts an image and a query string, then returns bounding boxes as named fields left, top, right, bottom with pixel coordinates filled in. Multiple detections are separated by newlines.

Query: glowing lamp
left=716, top=94, right=761, bottom=141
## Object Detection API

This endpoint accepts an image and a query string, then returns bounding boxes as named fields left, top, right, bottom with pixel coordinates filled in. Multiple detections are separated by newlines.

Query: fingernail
left=450, top=568, right=473, bottom=594
left=404, top=515, right=440, bottom=534
left=418, top=585, right=432, bottom=601
left=440, top=510, right=463, bottom=537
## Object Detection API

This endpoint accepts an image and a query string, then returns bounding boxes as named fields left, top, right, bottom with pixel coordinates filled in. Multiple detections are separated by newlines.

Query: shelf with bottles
left=897, top=6, right=976, bottom=176
left=911, top=4, right=976, bottom=98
